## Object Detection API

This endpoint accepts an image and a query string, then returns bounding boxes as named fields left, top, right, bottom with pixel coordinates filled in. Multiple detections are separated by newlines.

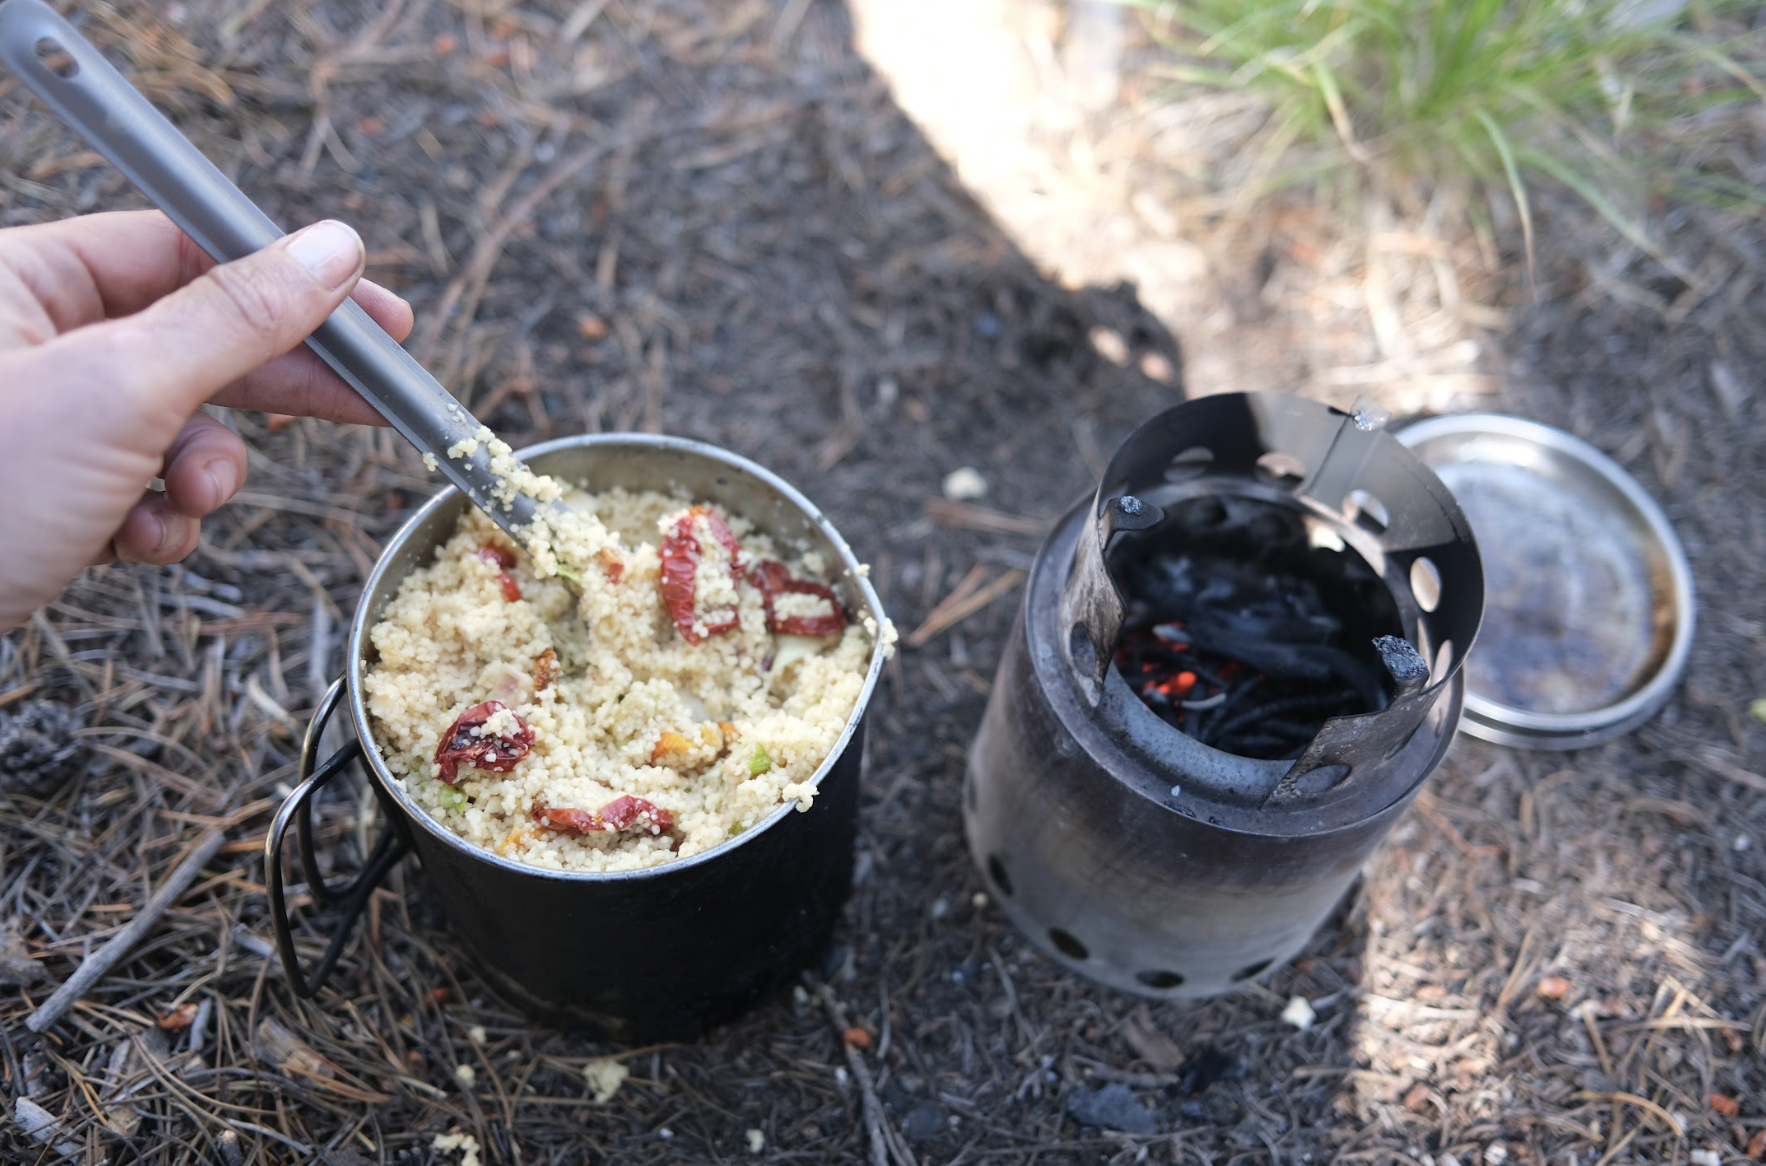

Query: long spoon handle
left=0, top=0, right=537, bottom=540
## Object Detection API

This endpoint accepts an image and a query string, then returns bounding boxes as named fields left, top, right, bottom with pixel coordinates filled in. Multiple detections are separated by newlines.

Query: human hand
left=0, top=209, right=412, bottom=633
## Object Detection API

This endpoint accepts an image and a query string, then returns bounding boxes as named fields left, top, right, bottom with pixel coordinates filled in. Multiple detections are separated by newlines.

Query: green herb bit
left=438, top=786, right=468, bottom=811
left=748, top=745, right=773, bottom=775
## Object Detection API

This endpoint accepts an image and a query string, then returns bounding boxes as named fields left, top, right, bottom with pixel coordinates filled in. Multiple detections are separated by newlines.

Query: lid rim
left=1398, top=412, right=1696, bottom=749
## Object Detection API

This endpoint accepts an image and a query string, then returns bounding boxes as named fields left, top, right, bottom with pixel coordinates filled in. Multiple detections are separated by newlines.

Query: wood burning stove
left=964, top=393, right=1483, bottom=998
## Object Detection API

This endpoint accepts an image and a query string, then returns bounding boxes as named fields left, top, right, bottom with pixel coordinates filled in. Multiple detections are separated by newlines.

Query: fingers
left=205, top=276, right=412, bottom=424
left=37, top=219, right=369, bottom=450
left=3, top=211, right=410, bottom=334
left=350, top=276, right=417, bottom=343
left=161, top=412, right=248, bottom=519
left=1, top=211, right=209, bottom=335
left=111, top=492, right=201, bottom=565
left=84, top=413, right=244, bottom=568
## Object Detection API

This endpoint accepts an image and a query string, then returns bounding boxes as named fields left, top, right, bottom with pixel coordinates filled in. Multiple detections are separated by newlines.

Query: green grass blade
left=1518, top=145, right=1665, bottom=264
left=1472, top=108, right=1535, bottom=275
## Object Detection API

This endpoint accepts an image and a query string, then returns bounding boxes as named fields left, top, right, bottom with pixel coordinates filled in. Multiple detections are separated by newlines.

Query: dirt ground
left=1, top=1, right=1763, bottom=1164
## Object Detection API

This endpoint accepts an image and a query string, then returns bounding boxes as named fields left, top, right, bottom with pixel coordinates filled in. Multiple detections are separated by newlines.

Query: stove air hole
left=1048, top=928, right=1090, bottom=960
left=1289, top=763, right=1351, bottom=796
left=1231, top=958, right=1273, bottom=982
left=987, top=854, right=1013, bottom=897
left=1164, top=446, right=1214, bottom=481
left=1187, top=496, right=1228, bottom=527
left=1410, top=555, right=1442, bottom=613
left=1254, top=451, right=1306, bottom=486
left=1347, top=488, right=1389, bottom=533
left=1136, top=969, right=1186, bottom=990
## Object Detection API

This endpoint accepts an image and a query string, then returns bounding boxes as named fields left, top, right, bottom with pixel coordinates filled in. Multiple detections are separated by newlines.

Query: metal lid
left=1396, top=413, right=1696, bottom=750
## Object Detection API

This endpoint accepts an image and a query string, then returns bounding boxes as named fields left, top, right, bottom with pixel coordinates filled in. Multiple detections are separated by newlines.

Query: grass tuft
left=1130, top=0, right=1766, bottom=256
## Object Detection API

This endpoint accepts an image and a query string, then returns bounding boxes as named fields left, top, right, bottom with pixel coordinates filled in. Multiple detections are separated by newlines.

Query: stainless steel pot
left=267, top=434, right=888, bottom=1042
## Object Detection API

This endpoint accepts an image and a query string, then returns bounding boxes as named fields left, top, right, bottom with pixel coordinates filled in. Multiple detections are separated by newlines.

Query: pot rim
left=344, top=431, right=888, bottom=882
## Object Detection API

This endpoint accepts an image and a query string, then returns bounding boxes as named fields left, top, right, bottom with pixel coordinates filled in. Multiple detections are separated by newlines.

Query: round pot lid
left=1396, top=412, right=1696, bottom=750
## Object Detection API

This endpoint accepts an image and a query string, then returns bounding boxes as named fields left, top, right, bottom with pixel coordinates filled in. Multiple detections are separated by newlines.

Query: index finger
left=2, top=210, right=210, bottom=333
left=2, top=210, right=415, bottom=344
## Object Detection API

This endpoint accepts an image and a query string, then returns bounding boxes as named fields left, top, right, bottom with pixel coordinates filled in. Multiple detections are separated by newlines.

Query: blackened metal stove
left=964, top=393, right=1483, bottom=998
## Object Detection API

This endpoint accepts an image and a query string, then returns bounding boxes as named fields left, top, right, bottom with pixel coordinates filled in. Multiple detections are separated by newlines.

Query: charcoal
left=1066, top=1082, right=1159, bottom=1134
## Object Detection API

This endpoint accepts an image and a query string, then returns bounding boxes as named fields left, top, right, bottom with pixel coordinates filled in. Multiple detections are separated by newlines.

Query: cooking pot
left=266, top=433, right=889, bottom=1042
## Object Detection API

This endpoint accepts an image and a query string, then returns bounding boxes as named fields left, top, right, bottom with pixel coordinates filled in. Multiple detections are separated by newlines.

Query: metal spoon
left=0, top=0, right=547, bottom=544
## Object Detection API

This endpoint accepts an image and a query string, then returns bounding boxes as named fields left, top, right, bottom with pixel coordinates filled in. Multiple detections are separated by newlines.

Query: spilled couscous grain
left=364, top=449, right=890, bottom=873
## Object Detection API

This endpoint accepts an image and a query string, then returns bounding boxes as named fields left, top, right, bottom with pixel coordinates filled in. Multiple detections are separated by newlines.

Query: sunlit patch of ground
left=848, top=0, right=1503, bottom=418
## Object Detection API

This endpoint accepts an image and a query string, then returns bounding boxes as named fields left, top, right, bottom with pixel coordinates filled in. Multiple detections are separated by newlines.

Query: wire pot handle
left=267, top=678, right=408, bottom=997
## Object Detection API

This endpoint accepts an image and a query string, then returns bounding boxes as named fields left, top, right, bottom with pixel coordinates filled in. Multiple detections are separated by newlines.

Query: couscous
left=363, top=437, right=889, bottom=873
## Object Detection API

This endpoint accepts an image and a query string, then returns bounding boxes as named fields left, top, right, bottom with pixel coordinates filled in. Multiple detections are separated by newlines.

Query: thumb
left=59, top=220, right=366, bottom=439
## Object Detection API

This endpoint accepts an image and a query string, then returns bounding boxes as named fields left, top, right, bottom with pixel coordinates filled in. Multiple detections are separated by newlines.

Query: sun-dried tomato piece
left=477, top=544, right=522, bottom=601
left=532, top=795, right=674, bottom=835
left=478, top=543, right=517, bottom=569
left=748, top=558, right=848, bottom=636
left=434, top=700, right=534, bottom=785
left=659, top=507, right=742, bottom=643
left=532, top=647, right=562, bottom=692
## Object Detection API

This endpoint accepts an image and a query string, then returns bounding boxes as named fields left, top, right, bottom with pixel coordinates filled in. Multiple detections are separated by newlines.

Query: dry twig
left=24, top=827, right=226, bottom=1034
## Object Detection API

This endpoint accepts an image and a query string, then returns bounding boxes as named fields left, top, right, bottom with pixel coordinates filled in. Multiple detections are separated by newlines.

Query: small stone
left=1708, top=1093, right=1741, bottom=1117
left=1735, top=834, right=1752, bottom=852
left=1483, top=1144, right=1508, bottom=1166
left=971, top=892, right=989, bottom=909
left=658, top=1128, right=674, bottom=1140
left=1281, top=995, right=1316, bottom=1030
left=1535, top=975, right=1572, bottom=1001
left=467, top=1026, right=487, bottom=1046
left=941, top=467, right=988, bottom=501
left=902, top=1101, right=945, bottom=1141
left=1139, top=351, right=1176, bottom=384
left=453, top=1063, right=476, bottom=1088
left=745, top=1129, right=765, bottom=1154
left=1066, top=1082, right=1158, bottom=1135
left=1089, top=326, right=1130, bottom=365
left=1690, top=1150, right=1721, bottom=1166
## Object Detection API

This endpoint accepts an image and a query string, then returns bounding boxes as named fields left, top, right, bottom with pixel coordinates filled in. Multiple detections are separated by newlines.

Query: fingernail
left=205, top=460, right=239, bottom=508
left=286, top=220, right=364, bottom=290
left=151, top=511, right=178, bottom=555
